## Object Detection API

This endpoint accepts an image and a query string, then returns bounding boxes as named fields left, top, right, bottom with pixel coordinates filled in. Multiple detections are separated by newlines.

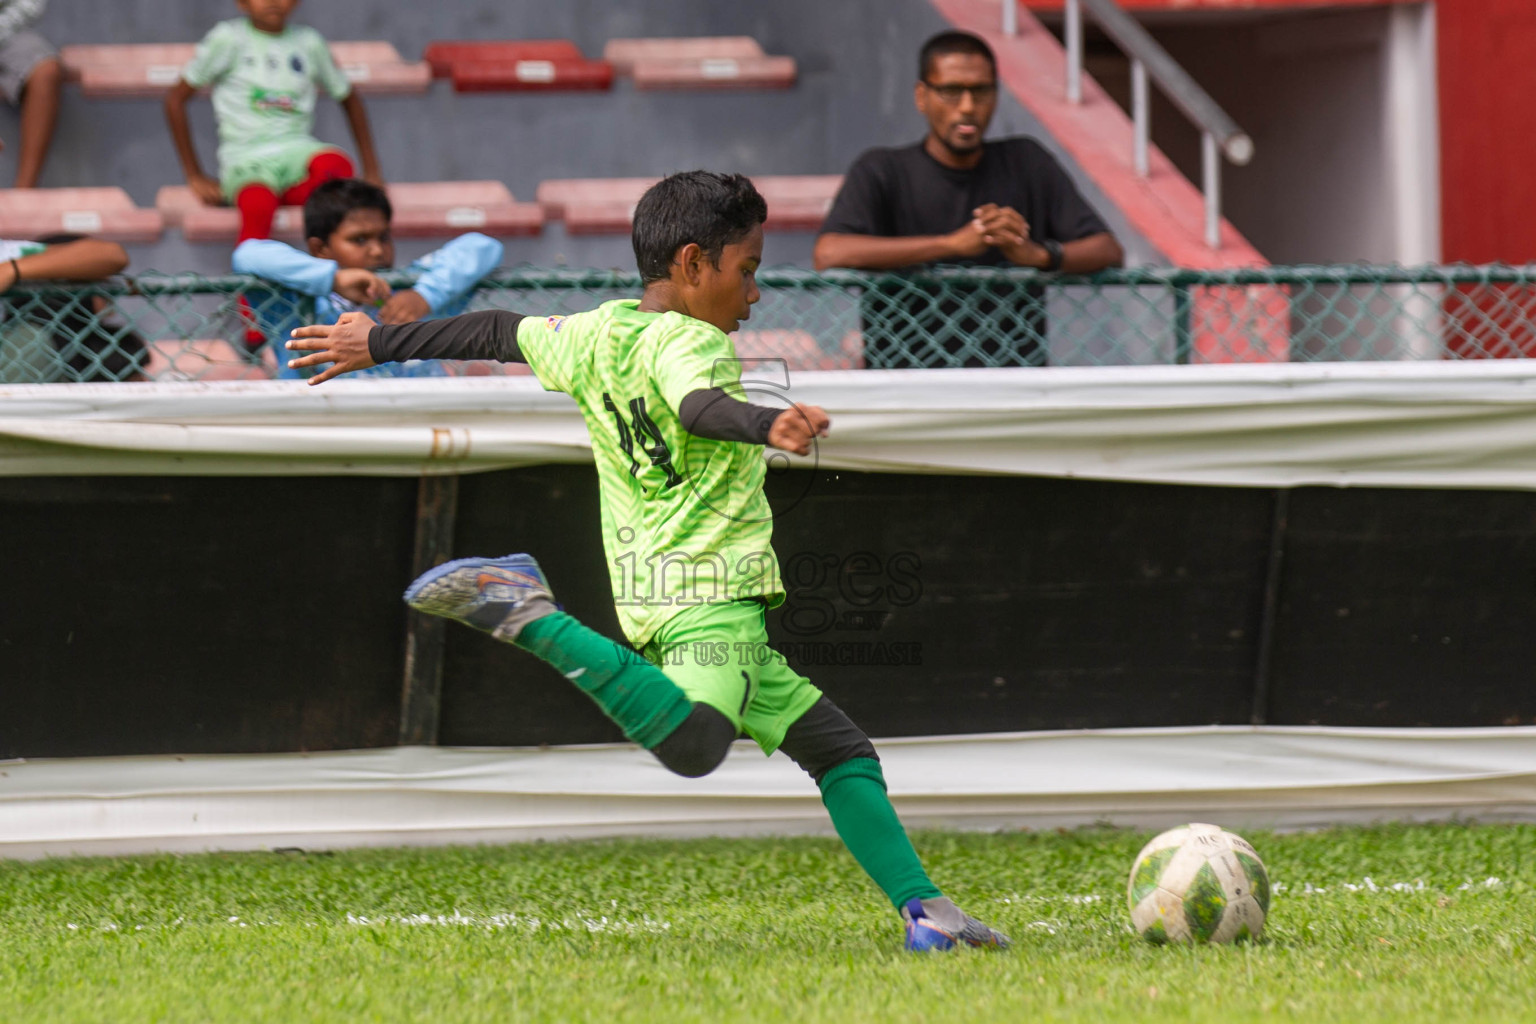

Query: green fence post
left=1173, top=283, right=1193, bottom=365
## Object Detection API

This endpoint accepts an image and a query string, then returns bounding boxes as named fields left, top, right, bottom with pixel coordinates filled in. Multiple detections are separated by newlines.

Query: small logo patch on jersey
left=546, top=315, right=568, bottom=333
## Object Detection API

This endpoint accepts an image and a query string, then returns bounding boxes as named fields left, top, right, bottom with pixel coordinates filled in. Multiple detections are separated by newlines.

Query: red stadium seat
left=423, top=40, right=613, bottom=92
left=536, top=175, right=842, bottom=234
left=156, top=185, right=304, bottom=242
left=631, top=56, right=795, bottom=91
left=535, top=177, right=652, bottom=235
left=730, top=329, right=864, bottom=371
left=157, top=181, right=544, bottom=242
left=602, top=37, right=766, bottom=75
left=141, top=338, right=275, bottom=381
left=604, top=37, right=796, bottom=90
left=59, top=43, right=191, bottom=95
left=383, top=182, right=545, bottom=238
left=0, top=188, right=164, bottom=243
left=59, top=41, right=429, bottom=97
left=753, top=175, right=844, bottom=231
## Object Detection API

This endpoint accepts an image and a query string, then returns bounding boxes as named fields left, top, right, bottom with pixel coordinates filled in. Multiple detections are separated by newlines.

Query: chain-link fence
left=6, top=264, right=1536, bottom=383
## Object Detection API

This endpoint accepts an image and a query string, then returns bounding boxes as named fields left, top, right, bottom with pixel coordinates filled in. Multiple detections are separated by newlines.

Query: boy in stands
left=286, top=171, right=1009, bottom=953
left=0, top=232, right=139, bottom=382
left=165, top=0, right=381, bottom=244
left=0, top=0, right=62, bottom=187
left=233, top=178, right=502, bottom=377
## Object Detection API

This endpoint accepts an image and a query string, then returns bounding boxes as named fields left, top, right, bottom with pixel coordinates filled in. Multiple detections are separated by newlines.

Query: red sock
left=235, top=184, right=281, bottom=243
left=280, top=150, right=356, bottom=207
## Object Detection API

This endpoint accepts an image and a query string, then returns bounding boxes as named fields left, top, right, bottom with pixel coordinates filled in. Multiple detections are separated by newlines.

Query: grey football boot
left=402, top=553, right=556, bottom=642
left=901, top=896, right=1011, bottom=951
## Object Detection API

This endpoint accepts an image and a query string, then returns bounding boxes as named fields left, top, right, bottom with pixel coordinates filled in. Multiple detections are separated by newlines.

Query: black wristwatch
left=1040, top=238, right=1064, bottom=272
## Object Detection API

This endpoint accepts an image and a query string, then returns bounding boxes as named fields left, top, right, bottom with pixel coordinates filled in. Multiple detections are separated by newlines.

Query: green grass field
left=2, top=823, right=1533, bottom=1023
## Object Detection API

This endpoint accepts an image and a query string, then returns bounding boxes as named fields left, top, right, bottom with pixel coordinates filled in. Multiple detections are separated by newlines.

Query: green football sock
left=515, top=611, right=692, bottom=750
left=818, top=757, right=943, bottom=910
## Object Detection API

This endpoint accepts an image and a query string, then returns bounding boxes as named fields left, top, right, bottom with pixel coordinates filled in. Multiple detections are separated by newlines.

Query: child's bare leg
left=13, top=56, right=60, bottom=188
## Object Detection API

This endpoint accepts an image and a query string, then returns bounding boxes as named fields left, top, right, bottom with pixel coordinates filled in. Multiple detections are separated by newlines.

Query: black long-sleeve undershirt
left=367, top=310, right=780, bottom=446
left=368, top=309, right=527, bottom=364
left=677, top=388, right=780, bottom=445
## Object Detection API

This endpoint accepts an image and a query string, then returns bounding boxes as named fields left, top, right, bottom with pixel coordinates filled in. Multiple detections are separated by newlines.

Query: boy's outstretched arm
left=340, top=93, right=383, bottom=185
left=164, top=80, right=222, bottom=205
left=766, top=404, right=831, bottom=455
left=233, top=238, right=390, bottom=303
left=0, top=238, right=129, bottom=290
left=288, top=308, right=527, bottom=384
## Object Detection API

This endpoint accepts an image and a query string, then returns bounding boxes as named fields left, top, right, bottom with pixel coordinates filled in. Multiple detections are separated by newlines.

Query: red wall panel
left=1438, top=0, right=1536, bottom=263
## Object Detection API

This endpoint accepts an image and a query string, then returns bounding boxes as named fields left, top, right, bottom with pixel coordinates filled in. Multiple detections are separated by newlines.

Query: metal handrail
left=1003, top=0, right=1253, bottom=250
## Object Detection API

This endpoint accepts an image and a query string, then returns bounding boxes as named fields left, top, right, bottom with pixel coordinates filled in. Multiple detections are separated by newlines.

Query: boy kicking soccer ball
left=286, top=170, right=1009, bottom=953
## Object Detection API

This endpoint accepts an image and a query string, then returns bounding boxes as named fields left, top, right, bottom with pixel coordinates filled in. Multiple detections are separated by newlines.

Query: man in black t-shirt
left=815, top=31, right=1122, bottom=367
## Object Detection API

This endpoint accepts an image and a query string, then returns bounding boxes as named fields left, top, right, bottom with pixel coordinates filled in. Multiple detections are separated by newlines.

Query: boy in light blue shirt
left=233, top=177, right=502, bottom=377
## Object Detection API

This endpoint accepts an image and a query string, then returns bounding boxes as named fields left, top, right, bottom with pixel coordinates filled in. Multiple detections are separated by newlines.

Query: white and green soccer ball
left=1127, top=823, right=1270, bottom=944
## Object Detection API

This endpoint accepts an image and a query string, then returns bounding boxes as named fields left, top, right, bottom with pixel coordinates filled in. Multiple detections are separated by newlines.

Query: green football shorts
left=220, top=138, right=342, bottom=199
left=642, top=600, right=822, bottom=755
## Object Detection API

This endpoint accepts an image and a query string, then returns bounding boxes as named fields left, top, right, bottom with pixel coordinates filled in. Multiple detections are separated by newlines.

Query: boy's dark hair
left=631, top=171, right=767, bottom=284
left=303, top=178, right=393, bottom=242
left=918, top=30, right=996, bottom=80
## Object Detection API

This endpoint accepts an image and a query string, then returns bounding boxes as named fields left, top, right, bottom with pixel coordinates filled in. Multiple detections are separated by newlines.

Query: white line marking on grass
left=344, top=911, right=671, bottom=934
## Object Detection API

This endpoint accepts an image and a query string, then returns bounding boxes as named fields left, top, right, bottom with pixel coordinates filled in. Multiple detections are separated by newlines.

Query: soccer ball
left=1126, top=823, right=1270, bottom=944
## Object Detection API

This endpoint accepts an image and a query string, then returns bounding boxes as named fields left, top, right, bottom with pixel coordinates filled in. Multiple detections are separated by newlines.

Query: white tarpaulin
left=8, top=361, right=1536, bottom=487
left=6, top=725, right=1536, bottom=859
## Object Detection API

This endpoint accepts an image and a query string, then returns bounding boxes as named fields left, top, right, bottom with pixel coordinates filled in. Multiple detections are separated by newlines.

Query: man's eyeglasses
left=921, top=81, right=998, bottom=105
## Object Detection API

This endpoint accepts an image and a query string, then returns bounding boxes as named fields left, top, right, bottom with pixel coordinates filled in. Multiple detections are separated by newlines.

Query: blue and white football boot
left=901, top=896, right=1011, bottom=952
left=402, top=553, right=556, bottom=642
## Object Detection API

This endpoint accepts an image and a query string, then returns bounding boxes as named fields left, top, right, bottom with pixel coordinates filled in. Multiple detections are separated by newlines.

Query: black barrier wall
left=5, top=468, right=1536, bottom=759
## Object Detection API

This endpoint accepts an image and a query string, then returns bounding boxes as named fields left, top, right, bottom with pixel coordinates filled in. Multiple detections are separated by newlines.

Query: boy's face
left=237, top=0, right=300, bottom=34
left=684, top=223, right=763, bottom=335
left=308, top=208, right=394, bottom=271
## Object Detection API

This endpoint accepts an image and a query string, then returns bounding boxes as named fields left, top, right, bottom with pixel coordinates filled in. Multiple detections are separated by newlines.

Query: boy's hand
left=378, top=288, right=431, bottom=324
left=188, top=171, right=224, bottom=206
left=333, top=268, right=392, bottom=305
left=767, top=403, right=830, bottom=456
left=287, top=311, right=379, bottom=385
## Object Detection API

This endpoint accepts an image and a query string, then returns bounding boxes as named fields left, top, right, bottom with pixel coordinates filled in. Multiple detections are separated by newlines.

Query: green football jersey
left=518, top=299, right=783, bottom=647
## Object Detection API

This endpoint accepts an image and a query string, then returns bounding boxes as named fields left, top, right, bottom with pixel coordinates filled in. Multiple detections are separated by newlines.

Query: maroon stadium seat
left=59, top=41, right=429, bottom=97
left=423, top=40, right=584, bottom=76
left=423, top=40, right=613, bottom=92
left=0, top=188, right=164, bottom=243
